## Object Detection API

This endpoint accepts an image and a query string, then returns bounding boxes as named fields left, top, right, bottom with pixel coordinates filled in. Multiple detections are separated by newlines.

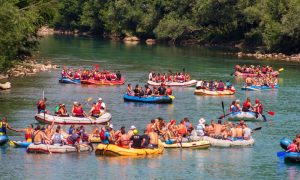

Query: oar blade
left=268, top=111, right=275, bottom=116
left=279, top=68, right=284, bottom=72
left=277, top=151, right=286, bottom=158
left=169, top=95, right=175, bottom=100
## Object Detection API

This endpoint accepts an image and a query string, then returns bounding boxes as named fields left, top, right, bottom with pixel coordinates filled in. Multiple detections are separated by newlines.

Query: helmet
left=255, top=99, right=260, bottom=103
left=133, top=129, right=138, bottom=135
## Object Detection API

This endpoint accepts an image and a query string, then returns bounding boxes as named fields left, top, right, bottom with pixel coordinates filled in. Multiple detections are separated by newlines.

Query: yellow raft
left=162, top=140, right=210, bottom=149
left=95, top=144, right=164, bottom=156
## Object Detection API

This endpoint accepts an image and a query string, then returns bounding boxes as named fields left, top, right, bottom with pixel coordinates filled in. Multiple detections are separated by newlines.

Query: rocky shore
left=237, top=52, right=300, bottom=63
left=0, top=58, right=57, bottom=90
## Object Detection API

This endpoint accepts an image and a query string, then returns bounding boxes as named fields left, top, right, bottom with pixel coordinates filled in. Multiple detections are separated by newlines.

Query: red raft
left=81, top=77, right=125, bottom=85
left=235, top=71, right=279, bottom=77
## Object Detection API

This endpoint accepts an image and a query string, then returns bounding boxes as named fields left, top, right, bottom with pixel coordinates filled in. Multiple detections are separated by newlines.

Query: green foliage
left=0, top=0, right=58, bottom=71
left=1, top=0, right=300, bottom=61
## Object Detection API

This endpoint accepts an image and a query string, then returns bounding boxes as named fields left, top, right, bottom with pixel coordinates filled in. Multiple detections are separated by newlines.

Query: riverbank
left=237, top=52, right=300, bottom=63
left=0, top=57, right=57, bottom=90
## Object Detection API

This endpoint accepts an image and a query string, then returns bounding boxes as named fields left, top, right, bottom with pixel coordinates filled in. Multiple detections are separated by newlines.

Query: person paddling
left=0, top=117, right=19, bottom=136
left=253, top=99, right=266, bottom=121
left=242, top=97, right=252, bottom=112
left=14, top=124, right=34, bottom=142
left=37, top=98, right=47, bottom=114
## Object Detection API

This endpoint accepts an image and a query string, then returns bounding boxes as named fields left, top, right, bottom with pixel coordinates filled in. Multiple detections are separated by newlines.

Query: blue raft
left=241, top=84, right=279, bottom=91
left=279, top=138, right=300, bottom=163
left=12, top=141, right=32, bottom=148
left=123, top=94, right=172, bottom=103
left=0, top=135, right=8, bottom=145
left=59, top=77, right=81, bottom=84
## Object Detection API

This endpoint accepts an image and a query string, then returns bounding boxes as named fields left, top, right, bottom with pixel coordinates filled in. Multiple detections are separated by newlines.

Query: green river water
left=1, top=35, right=300, bottom=179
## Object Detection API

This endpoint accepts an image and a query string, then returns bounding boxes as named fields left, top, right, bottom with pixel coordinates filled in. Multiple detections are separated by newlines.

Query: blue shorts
left=165, top=139, right=175, bottom=144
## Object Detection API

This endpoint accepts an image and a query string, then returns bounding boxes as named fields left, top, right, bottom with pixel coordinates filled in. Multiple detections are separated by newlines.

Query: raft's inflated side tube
left=280, top=137, right=292, bottom=150
left=0, top=135, right=8, bottom=145
left=285, top=152, right=300, bottom=163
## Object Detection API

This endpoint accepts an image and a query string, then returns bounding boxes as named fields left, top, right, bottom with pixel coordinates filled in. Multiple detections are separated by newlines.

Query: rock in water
left=0, top=82, right=11, bottom=90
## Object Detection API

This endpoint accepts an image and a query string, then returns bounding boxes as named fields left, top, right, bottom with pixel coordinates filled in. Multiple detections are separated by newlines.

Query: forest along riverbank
left=0, top=58, right=57, bottom=90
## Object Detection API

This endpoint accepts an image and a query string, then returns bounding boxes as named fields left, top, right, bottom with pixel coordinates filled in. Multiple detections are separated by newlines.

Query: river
left=1, top=35, right=300, bottom=179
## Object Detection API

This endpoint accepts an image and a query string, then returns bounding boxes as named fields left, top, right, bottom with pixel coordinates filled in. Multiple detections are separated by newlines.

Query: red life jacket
left=92, top=105, right=100, bottom=115
left=25, top=128, right=33, bottom=141
left=255, top=104, right=263, bottom=114
left=243, top=101, right=250, bottom=109
left=74, top=106, right=83, bottom=116
left=166, top=88, right=172, bottom=95
left=74, top=72, right=80, bottom=79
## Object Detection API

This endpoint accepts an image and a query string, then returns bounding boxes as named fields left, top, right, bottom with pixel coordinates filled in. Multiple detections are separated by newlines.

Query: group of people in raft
left=37, top=97, right=107, bottom=118
left=235, top=64, right=276, bottom=75
left=245, top=74, right=278, bottom=87
left=196, top=80, right=233, bottom=91
left=148, top=71, right=191, bottom=82
left=286, top=134, right=300, bottom=152
left=127, top=83, right=172, bottom=96
left=61, top=67, right=122, bottom=81
left=229, top=97, right=266, bottom=120
left=0, top=116, right=161, bottom=150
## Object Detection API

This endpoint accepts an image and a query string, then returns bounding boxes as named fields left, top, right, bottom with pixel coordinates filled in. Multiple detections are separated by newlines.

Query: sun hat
left=130, top=125, right=136, bottom=130
left=199, top=118, right=205, bottom=124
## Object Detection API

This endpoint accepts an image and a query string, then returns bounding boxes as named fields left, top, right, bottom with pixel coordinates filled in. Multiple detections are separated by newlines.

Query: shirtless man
left=33, top=125, right=50, bottom=145
left=236, top=124, right=243, bottom=139
left=164, top=126, right=177, bottom=144
left=229, top=123, right=237, bottom=140
left=245, top=76, right=253, bottom=86
left=208, top=120, right=215, bottom=137
left=148, top=130, right=159, bottom=149
left=214, top=120, right=223, bottom=138
left=44, top=120, right=55, bottom=144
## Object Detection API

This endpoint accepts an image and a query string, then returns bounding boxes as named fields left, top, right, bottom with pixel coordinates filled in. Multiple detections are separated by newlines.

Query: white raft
left=35, top=113, right=112, bottom=125
left=147, top=80, right=197, bottom=87
left=202, top=136, right=255, bottom=147
left=27, top=144, right=92, bottom=153
left=162, top=140, right=210, bottom=149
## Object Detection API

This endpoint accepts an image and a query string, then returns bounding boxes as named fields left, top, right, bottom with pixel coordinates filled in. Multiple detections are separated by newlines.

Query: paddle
left=218, top=113, right=231, bottom=119
left=230, top=71, right=235, bottom=76
left=168, top=95, right=175, bottom=100
left=278, top=68, right=284, bottom=72
left=221, top=101, right=225, bottom=118
left=252, top=127, right=262, bottom=131
left=277, top=151, right=286, bottom=158
left=8, top=140, right=16, bottom=147
left=268, top=111, right=275, bottom=116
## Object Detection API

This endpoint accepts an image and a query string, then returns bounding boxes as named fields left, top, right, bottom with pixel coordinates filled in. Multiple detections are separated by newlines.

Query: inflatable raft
left=162, top=140, right=210, bottom=149
left=228, top=111, right=264, bottom=121
left=123, top=94, right=172, bottom=103
left=81, top=77, right=125, bottom=85
left=235, top=71, right=279, bottom=77
left=35, top=112, right=112, bottom=125
left=59, top=77, right=81, bottom=84
left=194, top=88, right=236, bottom=96
left=12, top=141, right=32, bottom=148
left=241, top=84, right=279, bottom=91
left=95, top=144, right=164, bottom=156
left=203, top=136, right=255, bottom=147
left=147, top=80, right=197, bottom=87
left=0, top=135, right=8, bottom=145
left=27, top=144, right=91, bottom=153
left=279, top=138, right=300, bottom=163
